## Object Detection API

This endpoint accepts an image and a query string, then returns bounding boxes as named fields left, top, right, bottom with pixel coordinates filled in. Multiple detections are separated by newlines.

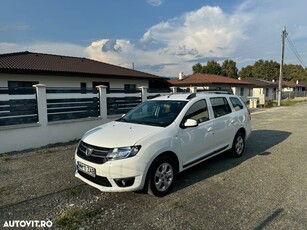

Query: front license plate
left=77, top=161, right=96, bottom=177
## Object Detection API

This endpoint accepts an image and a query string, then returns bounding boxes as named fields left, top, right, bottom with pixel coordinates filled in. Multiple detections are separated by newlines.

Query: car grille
left=77, top=141, right=110, bottom=164
left=77, top=170, right=112, bottom=187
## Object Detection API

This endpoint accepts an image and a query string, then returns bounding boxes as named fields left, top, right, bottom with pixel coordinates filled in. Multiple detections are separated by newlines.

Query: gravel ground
left=0, top=103, right=307, bottom=229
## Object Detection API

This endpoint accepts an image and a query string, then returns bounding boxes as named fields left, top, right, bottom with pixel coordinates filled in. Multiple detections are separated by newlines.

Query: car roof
left=150, top=92, right=235, bottom=101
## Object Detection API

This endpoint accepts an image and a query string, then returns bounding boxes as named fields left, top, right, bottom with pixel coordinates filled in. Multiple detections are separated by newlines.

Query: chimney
left=296, top=80, right=299, bottom=84
left=179, top=72, right=184, bottom=80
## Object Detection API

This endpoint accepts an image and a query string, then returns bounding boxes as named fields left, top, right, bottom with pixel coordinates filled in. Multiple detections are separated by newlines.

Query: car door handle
left=230, top=120, right=235, bottom=125
left=208, top=127, right=213, bottom=132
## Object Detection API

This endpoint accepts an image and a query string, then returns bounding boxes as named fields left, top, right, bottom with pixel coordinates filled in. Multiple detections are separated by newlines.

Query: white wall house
left=0, top=51, right=168, bottom=94
left=168, top=73, right=253, bottom=102
left=282, top=80, right=305, bottom=92
left=0, top=73, right=149, bottom=92
left=0, top=51, right=170, bottom=153
left=242, top=78, right=277, bottom=102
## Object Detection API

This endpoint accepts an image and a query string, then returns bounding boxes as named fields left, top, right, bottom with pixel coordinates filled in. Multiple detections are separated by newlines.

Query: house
left=243, top=77, right=277, bottom=101
left=243, top=77, right=307, bottom=100
left=0, top=51, right=168, bottom=94
left=282, top=80, right=305, bottom=92
left=168, top=73, right=253, bottom=102
left=0, top=51, right=171, bottom=153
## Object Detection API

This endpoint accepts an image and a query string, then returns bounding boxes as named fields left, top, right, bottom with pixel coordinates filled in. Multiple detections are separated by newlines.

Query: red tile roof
left=0, top=51, right=160, bottom=79
left=243, top=77, right=306, bottom=88
left=244, top=77, right=277, bottom=88
left=282, top=80, right=305, bottom=88
left=168, top=73, right=253, bottom=86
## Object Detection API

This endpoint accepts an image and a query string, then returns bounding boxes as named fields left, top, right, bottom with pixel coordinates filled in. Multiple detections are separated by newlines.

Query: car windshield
left=118, top=100, right=187, bottom=127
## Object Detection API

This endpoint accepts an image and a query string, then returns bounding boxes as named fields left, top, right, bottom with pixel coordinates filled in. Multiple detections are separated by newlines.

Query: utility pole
left=278, top=26, right=287, bottom=106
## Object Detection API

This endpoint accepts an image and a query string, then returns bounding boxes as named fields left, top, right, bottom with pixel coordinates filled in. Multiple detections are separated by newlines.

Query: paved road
left=0, top=103, right=306, bottom=229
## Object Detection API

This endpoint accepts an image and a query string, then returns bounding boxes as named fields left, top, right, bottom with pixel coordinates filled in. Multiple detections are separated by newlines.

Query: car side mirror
left=183, top=119, right=198, bottom=128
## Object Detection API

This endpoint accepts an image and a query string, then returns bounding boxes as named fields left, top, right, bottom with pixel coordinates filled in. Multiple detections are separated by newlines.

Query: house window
left=124, top=84, right=136, bottom=93
left=265, top=88, right=269, bottom=97
left=240, top=87, right=244, bottom=96
left=80, top=82, right=87, bottom=94
left=8, top=81, right=38, bottom=95
left=249, top=89, right=252, bottom=96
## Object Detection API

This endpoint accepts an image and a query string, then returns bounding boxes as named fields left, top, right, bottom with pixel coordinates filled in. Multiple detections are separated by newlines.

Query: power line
left=285, top=35, right=307, bottom=68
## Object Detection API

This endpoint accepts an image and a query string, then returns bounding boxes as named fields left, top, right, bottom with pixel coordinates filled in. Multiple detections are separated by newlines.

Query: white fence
left=0, top=85, right=171, bottom=154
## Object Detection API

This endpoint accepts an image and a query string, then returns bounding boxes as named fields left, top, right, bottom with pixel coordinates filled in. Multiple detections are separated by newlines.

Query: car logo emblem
left=85, top=148, right=93, bottom=157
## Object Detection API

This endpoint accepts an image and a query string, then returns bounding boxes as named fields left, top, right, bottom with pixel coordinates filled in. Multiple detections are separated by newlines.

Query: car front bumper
left=75, top=154, right=147, bottom=192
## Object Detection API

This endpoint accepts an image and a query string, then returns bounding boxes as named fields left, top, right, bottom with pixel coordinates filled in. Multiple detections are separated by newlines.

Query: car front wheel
left=146, top=155, right=176, bottom=197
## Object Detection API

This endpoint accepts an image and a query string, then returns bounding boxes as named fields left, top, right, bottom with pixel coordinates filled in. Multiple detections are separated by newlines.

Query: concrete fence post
left=139, top=86, right=148, bottom=102
left=33, top=84, right=48, bottom=125
left=170, top=86, right=177, bottom=93
left=190, top=86, right=197, bottom=93
left=96, top=85, right=108, bottom=121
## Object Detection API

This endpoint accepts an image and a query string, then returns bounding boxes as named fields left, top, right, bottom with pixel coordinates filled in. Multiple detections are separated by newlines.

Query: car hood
left=81, top=121, right=163, bottom=148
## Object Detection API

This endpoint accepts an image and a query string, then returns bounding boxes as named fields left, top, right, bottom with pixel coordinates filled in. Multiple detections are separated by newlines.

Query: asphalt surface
left=0, top=103, right=306, bottom=229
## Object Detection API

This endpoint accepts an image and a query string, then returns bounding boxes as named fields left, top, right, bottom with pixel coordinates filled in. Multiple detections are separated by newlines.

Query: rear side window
left=210, top=97, right=232, bottom=118
left=230, top=97, right=244, bottom=111
left=184, top=100, right=209, bottom=123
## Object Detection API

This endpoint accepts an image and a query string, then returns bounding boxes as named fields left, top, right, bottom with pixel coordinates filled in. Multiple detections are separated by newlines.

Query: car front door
left=178, top=100, right=215, bottom=168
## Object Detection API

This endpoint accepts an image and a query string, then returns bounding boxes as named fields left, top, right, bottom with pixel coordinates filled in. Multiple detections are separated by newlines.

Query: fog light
left=114, top=177, right=135, bottom=187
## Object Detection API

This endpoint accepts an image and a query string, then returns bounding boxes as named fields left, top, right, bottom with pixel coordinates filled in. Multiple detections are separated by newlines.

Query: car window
left=184, top=100, right=209, bottom=124
left=230, top=97, right=244, bottom=111
left=118, top=100, right=187, bottom=127
left=210, top=97, right=232, bottom=118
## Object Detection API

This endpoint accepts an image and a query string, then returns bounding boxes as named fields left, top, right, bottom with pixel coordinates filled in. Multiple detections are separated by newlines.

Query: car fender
left=136, top=122, right=183, bottom=176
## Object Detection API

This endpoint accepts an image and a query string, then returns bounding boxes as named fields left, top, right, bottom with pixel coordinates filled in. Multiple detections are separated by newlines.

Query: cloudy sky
left=1, top=0, right=306, bottom=77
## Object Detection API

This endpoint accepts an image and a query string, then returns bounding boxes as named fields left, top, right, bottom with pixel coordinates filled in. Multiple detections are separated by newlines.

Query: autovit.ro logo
left=3, top=220, right=53, bottom=228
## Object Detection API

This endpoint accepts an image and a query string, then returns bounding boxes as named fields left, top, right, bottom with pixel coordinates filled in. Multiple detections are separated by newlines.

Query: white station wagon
left=75, top=92, right=251, bottom=196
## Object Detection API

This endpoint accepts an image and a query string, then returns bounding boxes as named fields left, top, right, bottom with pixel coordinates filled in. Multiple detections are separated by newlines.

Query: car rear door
left=209, top=97, right=237, bottom=151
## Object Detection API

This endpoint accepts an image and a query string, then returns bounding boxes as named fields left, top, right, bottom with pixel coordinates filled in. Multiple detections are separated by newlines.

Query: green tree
left=252, top=60, right=280, bottom=81
left=192, top=63, right=203, bottom=74
left=238, top=65, right=253, bottom=78
left=222, top=59, right=238, bottom=78
left=203, top=60, right=222, bottom=75
left=283, top=64, right=305, bottom=81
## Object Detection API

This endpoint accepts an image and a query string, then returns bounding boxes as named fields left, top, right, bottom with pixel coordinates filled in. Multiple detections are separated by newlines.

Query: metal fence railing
left=46, top=88, right=100, bottom=122
left=282, top=91, right=307, bottom=99
left=0, top=87, right=38, bottom=126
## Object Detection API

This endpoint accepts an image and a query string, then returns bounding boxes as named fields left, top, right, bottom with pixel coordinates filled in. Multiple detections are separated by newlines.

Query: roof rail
left=148, top=94, right=161, bottom=99
left=186, top=93, right=196, bottom=99
left=198, top=90, right=233, bottom=95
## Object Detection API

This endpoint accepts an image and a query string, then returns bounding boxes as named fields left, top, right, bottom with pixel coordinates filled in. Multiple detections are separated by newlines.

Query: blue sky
left=1, top=0, right=307, bottom=77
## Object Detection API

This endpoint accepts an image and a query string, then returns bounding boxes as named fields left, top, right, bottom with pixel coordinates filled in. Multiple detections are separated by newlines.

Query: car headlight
left=107, top=146, right=141, bottom=160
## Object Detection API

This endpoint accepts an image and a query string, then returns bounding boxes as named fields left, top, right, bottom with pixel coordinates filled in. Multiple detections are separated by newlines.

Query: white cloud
left=85, top=5, right=249, bottom=77
left=146, top=0, right=164, bottom=7
left=3, top=0, right=307, bottom=77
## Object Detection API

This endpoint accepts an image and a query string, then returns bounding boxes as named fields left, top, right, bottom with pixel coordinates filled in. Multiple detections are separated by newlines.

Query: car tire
left=146, top=155, right=176, bottom=197
left=231, top=132, right=245, bottom=157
